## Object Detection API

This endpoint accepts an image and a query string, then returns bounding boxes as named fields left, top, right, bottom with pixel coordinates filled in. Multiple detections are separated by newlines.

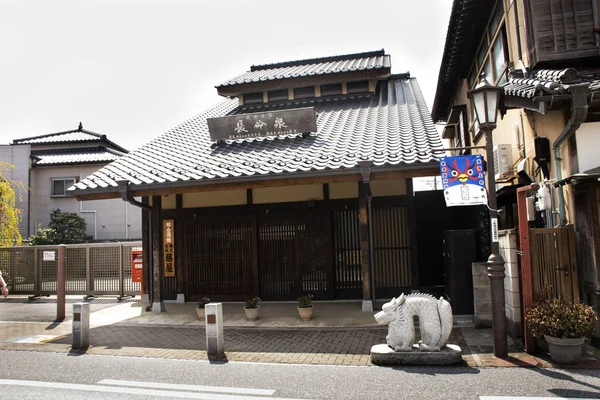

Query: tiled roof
left=503, top=68, right=600, bottom=99
left=15, top=131, right=101, bottom=144
left=217, top=50, right=391, bottom=88
left=12, top=123, right=129, bottom=153
left=432, top=0, right=495, bottom=122
left=69, top=76, right=443, bottom=194
left=31, top=147, right=125, bottom=166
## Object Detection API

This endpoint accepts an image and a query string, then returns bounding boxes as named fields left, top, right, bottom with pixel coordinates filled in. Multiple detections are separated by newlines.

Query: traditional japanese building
left=69, top=50, right=451, bottom=311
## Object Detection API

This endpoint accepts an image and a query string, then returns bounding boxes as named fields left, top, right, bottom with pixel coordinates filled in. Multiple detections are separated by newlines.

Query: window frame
left=51, top=177, right=77, bottom=197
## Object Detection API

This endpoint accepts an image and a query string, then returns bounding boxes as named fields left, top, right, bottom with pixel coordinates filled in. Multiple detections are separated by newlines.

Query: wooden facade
left=154, top=186, right=418, bottom=302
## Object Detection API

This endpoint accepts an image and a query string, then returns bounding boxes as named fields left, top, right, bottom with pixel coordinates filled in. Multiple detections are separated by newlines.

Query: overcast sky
left=0, top=0, right=452, bottom=152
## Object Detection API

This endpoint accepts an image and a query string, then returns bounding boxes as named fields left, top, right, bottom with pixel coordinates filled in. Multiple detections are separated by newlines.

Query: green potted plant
left=297, top=294, right=313, bottom=321
left=244, top=296, right=261, bottom=321
left=196, top=296, right=210, bottom=320
left=525, top=297, right=598, bottom=364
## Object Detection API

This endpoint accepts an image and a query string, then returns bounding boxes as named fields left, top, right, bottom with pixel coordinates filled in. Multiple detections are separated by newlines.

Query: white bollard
left=205, top=303, right=224, bottom=357
left=72, top=302, right=90, bottom=349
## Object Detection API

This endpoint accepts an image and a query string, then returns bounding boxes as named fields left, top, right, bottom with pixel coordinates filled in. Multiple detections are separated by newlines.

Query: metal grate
left=0, top=242, right=141, bottom=297
left=90, top=246, right=120, bottom=292
left=66, top=247, right=87, bottom=292
left=0, top=247, right=35, bottom=293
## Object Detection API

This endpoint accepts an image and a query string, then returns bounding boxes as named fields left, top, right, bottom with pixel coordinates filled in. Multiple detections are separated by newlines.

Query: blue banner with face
left=439, top=155, right=487, bottom=206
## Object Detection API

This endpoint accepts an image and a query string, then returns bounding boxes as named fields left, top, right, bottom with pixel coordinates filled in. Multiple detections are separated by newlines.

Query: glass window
left=477, top=43, right=488, bottom=69
left=267, top=89, right=288, bottom=102
left=51, top=178, right=75, bottom=196
left=320, top=83, right=342, bottom=96
left=484, top=59, right=493, bottom=85
left=489, top=2, right=504, bottom=37
left=243, top=92, right=263, bottom=104
left=492, top=34, right=506, bottom=83
left=293, top=86, right=315, bottom=99
left=347, top=80, right=369, bottom=94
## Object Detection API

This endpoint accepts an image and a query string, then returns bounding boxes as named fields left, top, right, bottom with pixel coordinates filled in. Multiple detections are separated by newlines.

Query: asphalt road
left=1, top=350, right=600, bottom=399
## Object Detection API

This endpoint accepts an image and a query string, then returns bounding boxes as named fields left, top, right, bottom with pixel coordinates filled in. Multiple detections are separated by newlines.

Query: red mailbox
left=131, top=248, right=143, bottom=283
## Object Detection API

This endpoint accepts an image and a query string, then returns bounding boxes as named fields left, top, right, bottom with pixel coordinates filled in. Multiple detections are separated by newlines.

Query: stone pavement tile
left=477, top=353, right=541, bottom=368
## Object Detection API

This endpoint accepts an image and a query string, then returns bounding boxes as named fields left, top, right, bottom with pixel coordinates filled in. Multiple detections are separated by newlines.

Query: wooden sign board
left=207, top=107, right=317, bottom=142
left=163, top=219, right=175, bottom=277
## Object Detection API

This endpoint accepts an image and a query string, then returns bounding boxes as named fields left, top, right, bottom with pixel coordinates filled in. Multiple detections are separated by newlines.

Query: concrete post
left=72, top=302, right=90, bottom=349
left=205, top=303, right=224, bottom=357
left=57, top=245, right=66, bottom=321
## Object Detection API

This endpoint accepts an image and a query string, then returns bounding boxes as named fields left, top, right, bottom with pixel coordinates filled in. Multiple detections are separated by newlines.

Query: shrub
left=245, top=297, right=261, bottom=309
left=525, top=297, right=598, bottom=339
left=197, top=296, right=210, bottom=309
left=297, top=294, right=313, bottom=308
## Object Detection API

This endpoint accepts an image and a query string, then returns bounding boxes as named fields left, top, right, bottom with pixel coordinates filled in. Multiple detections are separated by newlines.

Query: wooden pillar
left=141, top=197, right=150, bottom=301
left=517, top=185, right=536, bottom=352
left=176, top=194, right=184, bottom=296
left=359, top=181, right=373, bottom=311
left=151, top=195, right=165, bottom=312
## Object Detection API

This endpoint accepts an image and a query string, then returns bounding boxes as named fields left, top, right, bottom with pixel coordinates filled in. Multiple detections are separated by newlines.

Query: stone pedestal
left=205, top=303, right=224, bottom=357
left=370, top=344, right=462, bottom=366
left=72, top=302, right=90, bottom=349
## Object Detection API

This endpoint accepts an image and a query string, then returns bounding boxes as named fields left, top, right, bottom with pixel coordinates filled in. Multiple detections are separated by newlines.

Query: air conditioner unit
left=493, top=144, right=513, bottom=180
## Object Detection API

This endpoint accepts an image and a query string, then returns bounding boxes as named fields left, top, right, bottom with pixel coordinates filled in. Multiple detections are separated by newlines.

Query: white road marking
left=0, top=379, right=305, bottom=400
left=98, top=379, right=275, bottom=395
left=2, top=334, right=61, bottom=343
left=481, top=397, right=600, bottom=400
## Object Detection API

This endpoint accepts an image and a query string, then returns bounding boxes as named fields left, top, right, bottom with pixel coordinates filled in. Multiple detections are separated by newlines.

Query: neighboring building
left=69, top=50, right=493, bottom=311
left=433, top=0, right=600, bottom=338
left=0, top=123, right=142, bottom=241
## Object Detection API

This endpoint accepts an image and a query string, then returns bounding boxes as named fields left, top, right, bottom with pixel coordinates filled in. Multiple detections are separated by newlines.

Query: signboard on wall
left=207, top=107, right=317, bottom=141
left=42, top=251, right=56, bottom=261
left=439, top=155, right=487, bottom=207
left=163, top=219, right=175, bottom=277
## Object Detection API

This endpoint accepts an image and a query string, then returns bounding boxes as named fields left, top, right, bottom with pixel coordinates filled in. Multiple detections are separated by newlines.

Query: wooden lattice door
left=258, top=210, right=331, bottom=300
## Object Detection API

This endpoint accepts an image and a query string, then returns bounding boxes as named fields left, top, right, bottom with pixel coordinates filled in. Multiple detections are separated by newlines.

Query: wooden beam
left=73, top=166, right=441, bottom=201
left=152, top=195, right=162, bottom=306
left=141, top=197, right=150, bottom=297
left=176, top=194, right=184, bottom=295
left=358, top=181, right=372, bottom=302
left=216, top=69, right=390, bottom=97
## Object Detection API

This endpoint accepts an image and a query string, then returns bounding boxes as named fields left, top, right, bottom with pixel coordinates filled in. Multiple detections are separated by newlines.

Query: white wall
left=29, top=165, right=141, bottom=241
left=500, top=229, right=521, bottom=338
left=575, top=121, right=600, bottom=173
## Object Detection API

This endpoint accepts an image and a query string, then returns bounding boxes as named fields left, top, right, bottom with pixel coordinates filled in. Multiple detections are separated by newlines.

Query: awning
left=553, top=166, right=600, bottom=187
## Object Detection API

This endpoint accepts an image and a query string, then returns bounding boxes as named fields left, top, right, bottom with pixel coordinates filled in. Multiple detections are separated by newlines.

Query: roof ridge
left=250, top=49, right=386, bottom=71
left=12, top=126, right=105, bottom=144
left=31, top=145, right=124, bottom=155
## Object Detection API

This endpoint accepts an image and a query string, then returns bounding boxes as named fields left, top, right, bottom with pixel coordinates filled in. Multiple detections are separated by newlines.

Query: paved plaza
left=1, top=296, right=599, bottom=368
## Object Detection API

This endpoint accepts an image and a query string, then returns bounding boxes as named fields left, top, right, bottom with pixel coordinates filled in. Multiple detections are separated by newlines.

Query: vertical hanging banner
left=163, top=219, right=175, bottom=277
left=440, top=155, right=488, bottom=206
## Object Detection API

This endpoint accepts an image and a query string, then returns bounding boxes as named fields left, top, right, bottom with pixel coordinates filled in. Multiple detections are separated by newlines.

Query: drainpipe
left=117, top=180, right=153, bottom=310
left=552, top=83, right=589, bottom=226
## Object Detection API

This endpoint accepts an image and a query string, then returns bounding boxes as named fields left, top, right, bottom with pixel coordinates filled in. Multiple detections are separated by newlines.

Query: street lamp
left=468, top=73, right=507, bottom=358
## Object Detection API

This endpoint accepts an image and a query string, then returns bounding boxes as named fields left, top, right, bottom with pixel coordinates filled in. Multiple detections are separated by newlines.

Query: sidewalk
left=1, top=296, right=599, bottom=368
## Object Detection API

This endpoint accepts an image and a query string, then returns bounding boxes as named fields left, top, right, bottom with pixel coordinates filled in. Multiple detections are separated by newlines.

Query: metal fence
left=0, top=242, right=142, bottom=298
